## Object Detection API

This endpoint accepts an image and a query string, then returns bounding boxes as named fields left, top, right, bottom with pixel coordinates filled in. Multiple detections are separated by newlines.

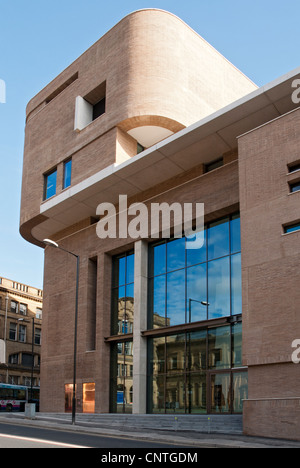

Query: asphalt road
left=0, top=422, right=194, bottom=449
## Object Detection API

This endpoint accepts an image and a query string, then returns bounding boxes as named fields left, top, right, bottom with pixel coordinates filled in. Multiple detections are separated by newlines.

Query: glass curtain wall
left=148, top=215, right=242, bottom=327
left=110, top=252, right=134, bottom=413
left=147, top=214, right=246, bottom=414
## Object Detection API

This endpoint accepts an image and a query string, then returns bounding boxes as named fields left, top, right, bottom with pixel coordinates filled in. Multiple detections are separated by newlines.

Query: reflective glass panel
left=166, top=374, right=185, bottom=413
left=231, top=254, right=242, bottom=316
left=167, top=238, right=186, bottom=272
left=152, top=276, right=166, bottom=327
left=187, top=331, right=207, bottom=372
left=118, top=257, right=126, bottom=286
left=126, top=254, right=135, bottom=285
left=186, top=373, right=207, bottom=414
left=167, top=269, right=185, bottom=326
left=44, top=170, right=57, bottom=200
left=187, top=264, right=207, bottom=323
left=208, top=326, right=231, bottom=370
left=166, top=334, right=185, bottom=373
left=230, top=214, right=241, bottom=253
left=112, top=253, right=134, bottom=336
left=232, top=322, right=243, bottom=368
left=208, top=257, right=230, bottom=319
left=210, top=373, right=231, bottom=413
left=63, top=159, right=72, bottom=189
left=208, top=218, right=230, bottom=260
left=153, top=243, right=166, bottom=276
left=233, top=372, right=248, bottom=413
left=186, top=228, right=207, bottom=266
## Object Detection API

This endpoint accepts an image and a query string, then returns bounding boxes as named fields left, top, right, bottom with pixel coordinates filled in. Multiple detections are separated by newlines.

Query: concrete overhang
left=33, top=67, right=300, bottom=244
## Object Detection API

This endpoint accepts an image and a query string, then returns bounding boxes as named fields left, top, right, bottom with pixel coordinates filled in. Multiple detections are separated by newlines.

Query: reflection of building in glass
left=116, top=298, right=134, bottom=413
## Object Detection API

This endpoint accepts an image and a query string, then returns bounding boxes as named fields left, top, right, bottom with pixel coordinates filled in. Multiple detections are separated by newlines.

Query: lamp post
left=43, top=239, right=80, bottom=425
left=188, top=299, right=210, bottom=323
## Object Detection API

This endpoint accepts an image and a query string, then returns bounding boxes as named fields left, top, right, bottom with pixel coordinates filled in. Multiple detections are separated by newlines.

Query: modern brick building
left=20, top=9, right=300, bottom=439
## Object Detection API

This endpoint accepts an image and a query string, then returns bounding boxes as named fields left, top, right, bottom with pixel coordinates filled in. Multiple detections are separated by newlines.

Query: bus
left=0, top=384, right=40, bottom=412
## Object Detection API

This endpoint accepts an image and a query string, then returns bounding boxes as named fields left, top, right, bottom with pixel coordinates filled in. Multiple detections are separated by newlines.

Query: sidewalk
left=0, top=413, right=300, bottom=448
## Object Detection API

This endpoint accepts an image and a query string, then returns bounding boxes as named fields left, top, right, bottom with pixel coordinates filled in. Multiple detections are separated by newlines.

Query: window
left=34, top=328, right=42, bottom=346
left=284, top=222, right=300, bottom=234
left=290, top=181, right=300, bottom=193
left=110, top=251, right=135, bottom=414
left=74, top=81, right=106, bottom=131
left=111, top=252, right=135, bottom=336
left=44, top=169, right=57, bottom=200
left=22, top=353, right=33, bottom=367
left=36, top=308, right=42, bottom=319
left=63, top=159, right=72, bottom=189
left=93, top=98, right=106, bottom=121
left=11, top=301, right=18, bottom=314
left=288, top=162, right=300, bottom=173
left=19, top=325, right=26, bottom=343
left=148, top=214, right=241, bottom=328
left=9, top=323, right=17, bottom=341
left=19, top=304, right=27, bottom=316
left=147, top=325, right=246, bottom=414
left=9, top=354, right=19, bottom=364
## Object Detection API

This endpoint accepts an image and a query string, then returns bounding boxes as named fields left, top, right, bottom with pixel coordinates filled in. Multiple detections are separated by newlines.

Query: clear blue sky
left=0, top=0, right=299, bottom=290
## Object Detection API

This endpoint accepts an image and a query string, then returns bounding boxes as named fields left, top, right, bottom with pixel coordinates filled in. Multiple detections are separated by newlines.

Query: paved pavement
left=0, top=413, right=299, bottom=448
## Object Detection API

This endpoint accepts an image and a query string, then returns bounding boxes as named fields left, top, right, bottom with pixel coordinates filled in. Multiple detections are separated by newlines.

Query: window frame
left=43, top=168, right=57, bottom=201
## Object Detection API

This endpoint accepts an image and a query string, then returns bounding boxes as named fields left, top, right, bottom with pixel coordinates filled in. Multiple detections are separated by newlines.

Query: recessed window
left=289, top=181, right=300, bottom=193
left=284, top=222, right=300, bottom=234
left=44, top=169, right=57, bottom=200
left=63, top=159, right=72, bottom=189
left=288, top=162, right=300, bottom=174
left=74, top=81, right=106, bottom=132
left=92, top=97, right=106, bottom=121
left=205, top=158, right=223, bottom=173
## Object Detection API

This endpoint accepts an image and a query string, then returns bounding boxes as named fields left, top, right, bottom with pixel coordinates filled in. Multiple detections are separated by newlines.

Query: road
left=0, top=422, right=194, bottom=449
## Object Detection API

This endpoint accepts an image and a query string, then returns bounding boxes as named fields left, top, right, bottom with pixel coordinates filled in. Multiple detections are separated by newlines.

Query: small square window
left=290, top=181, right=300, bottom=193
left=44, top=169, right=57, bottom=200
left=288, top=162, right=300, bottom=174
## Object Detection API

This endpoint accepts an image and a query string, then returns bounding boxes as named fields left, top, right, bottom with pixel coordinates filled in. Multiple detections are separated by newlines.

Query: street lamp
left=188, top=298, right=210, bottom=322
left=43, top=239, right=80, bottom=425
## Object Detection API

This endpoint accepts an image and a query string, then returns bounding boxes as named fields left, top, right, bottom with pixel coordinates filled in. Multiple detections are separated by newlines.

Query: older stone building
left=20, top=9, right=300, bottom=440
left=0, top=277, right=43, bottom=387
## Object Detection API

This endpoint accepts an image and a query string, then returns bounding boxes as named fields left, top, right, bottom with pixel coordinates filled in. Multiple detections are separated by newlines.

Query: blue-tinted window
left=208, top=257, right=230, bottom=319
left=63, top=159, right=72, bottom=189
left=167, top=269, right=185, bottom=326
left=149, top=214, right=241, bottom=329
left=290, top=182, right=300, bottom=193
left=112, top=252, right=134, bottom=336
left=284, top=222, right=300, bottom=234
left=230, top=215, right=241, bottom=254
left=44, top=169, right=57, bottom=200
left=208, top=218, right=230, bottom=260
